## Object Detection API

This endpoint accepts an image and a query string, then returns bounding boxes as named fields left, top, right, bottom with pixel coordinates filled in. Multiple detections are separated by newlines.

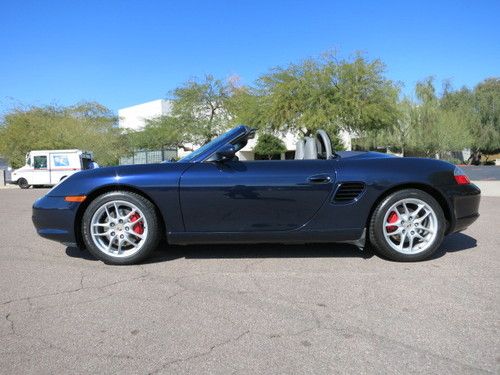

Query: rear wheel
left=369, top=189, right=445, bottom=261
left=82, top=191, right=161, bottom=265
left=18, top=178, right=30, bottom=189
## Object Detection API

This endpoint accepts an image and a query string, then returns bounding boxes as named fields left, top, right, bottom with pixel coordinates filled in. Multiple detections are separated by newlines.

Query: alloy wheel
left=382, top=198, right=438, bottom=255
left=90, top=200, right=148, bottom=258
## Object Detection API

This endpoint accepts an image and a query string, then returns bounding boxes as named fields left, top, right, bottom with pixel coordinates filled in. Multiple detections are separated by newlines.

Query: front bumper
left=32, top=195, right=80, bottom=247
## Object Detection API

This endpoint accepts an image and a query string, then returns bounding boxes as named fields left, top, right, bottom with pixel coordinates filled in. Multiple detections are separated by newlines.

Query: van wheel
left=18, top=178, right=30, bottom=189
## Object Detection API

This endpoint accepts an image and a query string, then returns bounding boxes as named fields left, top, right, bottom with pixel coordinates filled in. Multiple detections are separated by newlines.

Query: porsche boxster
left=32, top=125, right=480, bottom=264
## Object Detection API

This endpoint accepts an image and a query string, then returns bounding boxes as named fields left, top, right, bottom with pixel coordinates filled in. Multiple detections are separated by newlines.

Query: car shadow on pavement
left=65, top=246, right=100, bottom=261
left=148, top=242, right=376, bottom=263
left=65, top=232, right=477, bottom=264
left=428, top=232, right=477, bottom=260
left=65, top=241, right=375, bottom=264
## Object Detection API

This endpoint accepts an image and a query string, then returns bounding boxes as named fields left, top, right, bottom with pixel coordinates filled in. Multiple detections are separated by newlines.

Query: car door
left=32, top=155, right=50, bottom=185
left=179, top=159, right=336, bottom=232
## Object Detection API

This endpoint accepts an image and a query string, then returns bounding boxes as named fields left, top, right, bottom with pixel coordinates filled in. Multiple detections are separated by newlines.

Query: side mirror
left=216, top=143, right=236, bottom=161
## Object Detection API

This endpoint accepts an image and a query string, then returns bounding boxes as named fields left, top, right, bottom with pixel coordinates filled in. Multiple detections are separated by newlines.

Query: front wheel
left=369, top=189, right=445, bottom=261
left=82, top=191, right=161, bottom=265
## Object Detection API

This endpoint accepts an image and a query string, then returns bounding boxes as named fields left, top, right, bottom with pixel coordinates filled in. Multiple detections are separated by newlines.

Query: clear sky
left=1, top=0, right=499, bottom=113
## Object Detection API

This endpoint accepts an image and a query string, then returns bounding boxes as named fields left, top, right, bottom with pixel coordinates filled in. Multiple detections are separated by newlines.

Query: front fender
left=47, top=163, right=190, bottom=234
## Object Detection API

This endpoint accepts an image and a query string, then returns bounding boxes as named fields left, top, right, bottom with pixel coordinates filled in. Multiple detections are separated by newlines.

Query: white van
left=9, top=150, right=96, bottom=189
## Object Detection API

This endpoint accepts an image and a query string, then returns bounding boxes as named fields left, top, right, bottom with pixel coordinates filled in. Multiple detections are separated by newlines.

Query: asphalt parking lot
left=0, top=188, right=498, bottom=374
left=461, top=166, right=500, bottom=181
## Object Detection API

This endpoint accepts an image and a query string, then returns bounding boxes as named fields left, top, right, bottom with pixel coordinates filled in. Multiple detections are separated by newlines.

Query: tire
left=18, top=178, right=30, bottom=189
left=369, top=189, right=445, bottom=261
left=82, top=191, right=161, bottom=265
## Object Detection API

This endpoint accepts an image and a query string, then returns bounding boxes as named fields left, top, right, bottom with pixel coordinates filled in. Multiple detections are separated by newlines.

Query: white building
left=118, top=99, right=352, bottom=163
left=118, top=99, right=172, bottom=131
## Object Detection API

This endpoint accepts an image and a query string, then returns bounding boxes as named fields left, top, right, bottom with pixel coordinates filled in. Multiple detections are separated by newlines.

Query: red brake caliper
left=386, top=211, right=398, bottom=233
left=129, top=213, right=144, bottom=235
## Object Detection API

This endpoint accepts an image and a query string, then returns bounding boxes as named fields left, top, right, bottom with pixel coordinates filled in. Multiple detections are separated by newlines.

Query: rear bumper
left=32, top=195, right=80, bottom=247
left=453, top=212, right=480, bottom=233
left=445, top=183, right=481, bottom=233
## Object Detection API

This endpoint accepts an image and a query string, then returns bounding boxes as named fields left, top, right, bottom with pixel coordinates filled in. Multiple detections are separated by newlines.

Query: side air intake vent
left=333, top=182, right=365, bottom=203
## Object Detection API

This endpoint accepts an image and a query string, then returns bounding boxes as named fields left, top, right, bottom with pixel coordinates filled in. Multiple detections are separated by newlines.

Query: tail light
left=454, top=167, right=470, bottom=185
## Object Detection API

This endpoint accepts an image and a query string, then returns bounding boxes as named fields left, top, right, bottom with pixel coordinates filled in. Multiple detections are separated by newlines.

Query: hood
left=47, top=162, right=190, bottom=197
left=13, top=164, right=31, bottom=172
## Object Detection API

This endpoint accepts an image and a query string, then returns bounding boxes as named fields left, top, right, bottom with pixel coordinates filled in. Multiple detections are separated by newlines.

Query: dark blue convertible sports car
left=33, top=125, right=480, bottom=265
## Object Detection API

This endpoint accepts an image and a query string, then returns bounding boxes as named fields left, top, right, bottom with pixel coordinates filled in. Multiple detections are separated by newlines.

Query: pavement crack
left=317, top=325, right=492, bottom=374
left=166, top=280, right=188, bottom=302
left=94, top=272, right=148, bottom=292
left=5, top=313, right=15, bottom=334
left=7, top=332, right=141, bottom=361
left=149, top=330, right=250, bottom=374
left=79, top=271, right=85, bottom=289
left=0, top=271, right=149, bottom=307
left=52, top=340, right=137, bottom=360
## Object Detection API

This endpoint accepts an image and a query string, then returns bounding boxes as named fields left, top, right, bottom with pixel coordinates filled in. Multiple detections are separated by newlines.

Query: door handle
left=308, top=174, right=332, bottom=184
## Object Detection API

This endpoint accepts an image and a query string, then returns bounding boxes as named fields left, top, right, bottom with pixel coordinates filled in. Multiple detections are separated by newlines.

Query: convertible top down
left=33, top=125, right=480, bottom=264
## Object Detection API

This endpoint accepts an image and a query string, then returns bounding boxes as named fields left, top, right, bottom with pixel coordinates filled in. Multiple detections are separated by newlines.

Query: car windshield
left=178, top=127, right=244, bottom=162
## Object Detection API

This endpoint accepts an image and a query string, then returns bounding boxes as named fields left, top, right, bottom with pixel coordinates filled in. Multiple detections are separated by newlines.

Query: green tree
left=358, top=98, right=415, bottom=156
left=171, top=74, right=235, bottom=143
left=404, top=78, right=472, bottom=157
left=357, top=78, right=475, bottom=157
left=471, top=78, right=500, bottom=156
left=228, top=85, right=270, bottom=130
left=253, top=133, right=287, bottom=159
left=0, top=102, right=127, bottom=168
left=128, top=75, right=242, bottom=151
left=438, top=85, right=475, bottom=154
left=412, top=77, right=441, bottom=156
left=253, top=52, right=399, bottom=137
left=126, top=115, right=188, bottom=150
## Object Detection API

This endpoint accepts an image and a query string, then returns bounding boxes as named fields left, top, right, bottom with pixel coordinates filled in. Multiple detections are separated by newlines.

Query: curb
left=472, top=181, right=500, bottom=197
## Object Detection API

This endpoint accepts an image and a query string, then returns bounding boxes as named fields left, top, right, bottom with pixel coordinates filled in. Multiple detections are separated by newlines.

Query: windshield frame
left=178, top=125, right=250, bottom=163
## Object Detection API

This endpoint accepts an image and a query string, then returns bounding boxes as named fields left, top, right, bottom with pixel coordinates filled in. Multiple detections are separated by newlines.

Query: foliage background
left=0, top=102, right=127, bottom=168
left=1, top=53, right=498, bottom=167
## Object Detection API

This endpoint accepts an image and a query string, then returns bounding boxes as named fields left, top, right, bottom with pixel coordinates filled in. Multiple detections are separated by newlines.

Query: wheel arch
left=74, top=184, right=167, bottom=249
left=366, top=183, right=453, bottom=234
